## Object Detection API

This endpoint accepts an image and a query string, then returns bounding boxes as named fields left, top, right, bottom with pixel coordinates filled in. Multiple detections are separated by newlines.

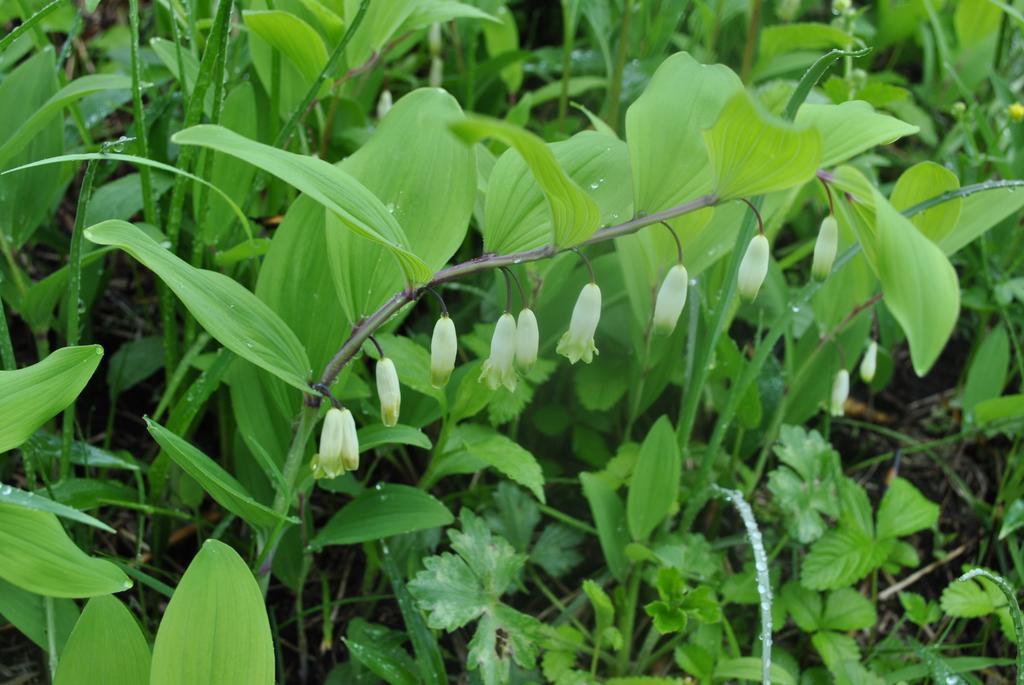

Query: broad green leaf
left=344, top=0, right=417, bottom=67
left=243, top=11, right=327, bottom=87
left=0, top=74, right=132, bottom=167
left=703, top=90, right=822, bottom=199
left=712, top=657, right=797, bottom=685
left=626, top=51, right=742, bottom=213
left=450, top=115, right=600, bottom=248
left=941, top=576, right=998, bottom=617
left=146, top=419, right=294, bottom=529
left=962, top=325, right=1010, bottom=421
left=0, top=345, right=103, bottom=453
left=344, top=619, right=419, bottom=685
left=86, top=220, right=311, bottom=391
left=801, top=528, right=890, bottom=590
left=821, top=588, right=877, bottom=631
left=204, top=83, right=259, bottom=245
left=0, top=503, right=131, bottom=597
left=810, top=631, right=861, bottom=671
left=758, top=23, right=851, bottom=60
left=0, top=48, right=64, bottom=247
left=150, top=38, right=200, bottom=97
left=795, top=101, right=918, bottom=168
left=942, top=185, right=1024, bottom=255
left=54, top=596, right=151, bottom=685
left=580, top=472, right=629, bottom=581
left=483, top=130, right=631, bottom=254
left=781, top=581, right=822, bottom=632
left=403, top=0, right=496, bottom=28
left=151, top=540, right=274, bottom=685
left=479, top=3, right=522, bottom=91
left=0, top=482, right=113, bottom=532
left=447, top=425, right=545, bottom=502
left=891, top=161, right=961, bottom=244
left=358, top=424, right=432, bottom=452
left=0, top=578, right=79, bottom=654
left=171, top=125, right=432, bottom=284
left=627, top=416, right=680, bottom=541
left=332, top=88, right=476, bottom=318
left=310, top=484, right=454, bottom=549
left=831, top=166, right=960, bottom=375
left=976, top=394, right=1024, bottom=426
left=875, top=477, right=939, bottom=539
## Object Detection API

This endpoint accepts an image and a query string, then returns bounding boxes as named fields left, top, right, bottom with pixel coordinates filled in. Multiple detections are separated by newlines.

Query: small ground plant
left=2, top=0, right=1024, bottom=683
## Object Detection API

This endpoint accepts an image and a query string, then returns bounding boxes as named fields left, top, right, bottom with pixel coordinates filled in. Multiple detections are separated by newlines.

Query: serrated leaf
left=781, top=581, right=822, bottom=632
left=703, top=91, right=822, bottom=200
left=811, top=631, right=860, bottom=671
left=450, top=425, right=545, bottom=502
left=821, top=588, right=877, bottom=631
left=876, top=477, right=939, bottom=540
left=801, top=528, right=890, bottom=590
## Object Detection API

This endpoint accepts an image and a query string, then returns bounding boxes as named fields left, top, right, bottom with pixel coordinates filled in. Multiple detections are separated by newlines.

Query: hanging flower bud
left=652, top=264, right=689, bottom=336
left=338, top=407, right=359, bottom=471
left=376, top=357, right=401, bottom=427
left=830, top=369, right=849, bottom=417
left=313, top=407, right=350, bottom=479
left=860, top=340, right=878, bottom=384
left=480, top=313, right=518, bottom=391
left=737, top=234, right=770, bottom=302
left=811, top=216, right=838, bottom=281
left=430, top=315, right=457, bottom=388
left=376, top=89, right=393, bottom=120
left=515, top=308, right=539, bottom=371
left=557, top=283, right=602, bottom=364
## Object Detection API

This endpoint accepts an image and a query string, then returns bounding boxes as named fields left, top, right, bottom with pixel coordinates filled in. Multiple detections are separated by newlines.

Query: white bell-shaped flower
left=830, top=369, right=850, bottom=417
left=376, top=357, right=401, bottom=427
left=376, top=89, right=393, bottom=120
left=430, top=315, right=457, bottom=388
left=313, top=407, right=355, bottom=479
left=860, top=341, right=878, bottom=384
left=737, top=234, right=770, bottom=302
left=515, top=308, right=539, bottom=371
left=557, top=283, right=602, bottom=364
left=652, top=264, right=689, bottom=336
left=479, top=313, right=518, bottom=391
left=812, top=216, right=838, bottom=281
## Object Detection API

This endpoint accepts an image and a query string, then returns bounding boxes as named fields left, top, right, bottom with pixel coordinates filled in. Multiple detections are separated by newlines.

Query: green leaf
left=582, top=579, right=615, bottom=634
left=759, top=23, right=852, bottom=60
left=941, top=576, right=998, bottom=617
left=713, top=657, right=797, bottom=684
left=962, top=325, right=1010, bottom=421
left=0, top=578, right=78, bottom=654
left=975, top=394, right=1024, bottom=426
left=145, top=419, right=293, bottom=529
left=626, top=51, right=742, bottom=213
left=810, top=631, right=861, bottom=671
left=0, top=74, right=131, bottom=167
left=703, top=90, right=822, bottom=200
left=85, top=220, right=311, bottom=391
left=1000, top=500, right=1024, bottom=541
left=767, top=425, right=841, bottom=543
left=151, top=540, right=274, bottom=685
left=821, top=588, right=877, bottom=631
left=0, top=345, right=103, bottom=453
left=580, top=472, right=629, bottom=581
left=332, top=89, right=476, bottom=318
left=0, top=482, right=114, bottom=532
left=899, top=591, right=941, bottom=626
left=310, top=484, right=454, bottom=549
left=449, top=115, right=600, bottom=248
left=54, top=596, right=151, bottom=685
left=794, top=101, right=918, bottom=168
left=357, top=424, right=432, bottom=453
left=801, top=528, right=889, bottom=590
left=875, top=477, right=939, bottom=540
left=0, top=503, right=131, bottom=597
left=243, top=11, right=327, bottom=87
left=781, top=581, right=822, bottom=632
left=448, top=425, right=545, bottom=503
left=941, top=185, right=1024, bottom=255
left=890, top=161, right=961, bottom=245
left=831, top=166, right=960, bottom=375
left=171, top=125, right=432, bottom=284
left=627, top=416, right=680, bottom=541
left=483, top=130, right=631, bottom=254
left=344, top=618, right=419, bottom=685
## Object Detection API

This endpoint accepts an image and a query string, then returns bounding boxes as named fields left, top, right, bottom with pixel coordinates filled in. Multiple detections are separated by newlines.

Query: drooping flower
left=338, top=408, right=359, bottom=471
left=652, top=264, right=689, bottom=336
left=860, top=340, right=878, bottom=384
left=515, top=308, right=539, bottom=371
left=830, top=369, right=850, bottom=417
left=811, top=216, right=838, bottom=281
left=430, top=315, right=458, bottom=388
left=557, top=283, right=602, bottom=364
left=737, top=234, right=770, bottom=302
left=376, top=89, right=393, bottom=119
left=375, top=357, right=401, bottom=427
left=480, top=313, right=518, bottom=391
left=312, top=407, right=354, bottom=479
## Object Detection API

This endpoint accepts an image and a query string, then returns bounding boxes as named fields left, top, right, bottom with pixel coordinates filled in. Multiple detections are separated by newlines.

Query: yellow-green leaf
left=449, top=114, right=600, bottom=248
left=891, top=161, right=961, bottom=245
left=243, top=11, right=327, bottom=88
left=0, top=345, right=103, bottom=453
left=151, top=540, right=274, bottom=685
left=54, top=596, right=151, bottom=685
left=0, top=503, right=131, bottom=598
left=85, top=220, right=311, bottom=391
left=703, top=91, right=822, bottom=199
left=795, top=100, right=918, bottom=168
